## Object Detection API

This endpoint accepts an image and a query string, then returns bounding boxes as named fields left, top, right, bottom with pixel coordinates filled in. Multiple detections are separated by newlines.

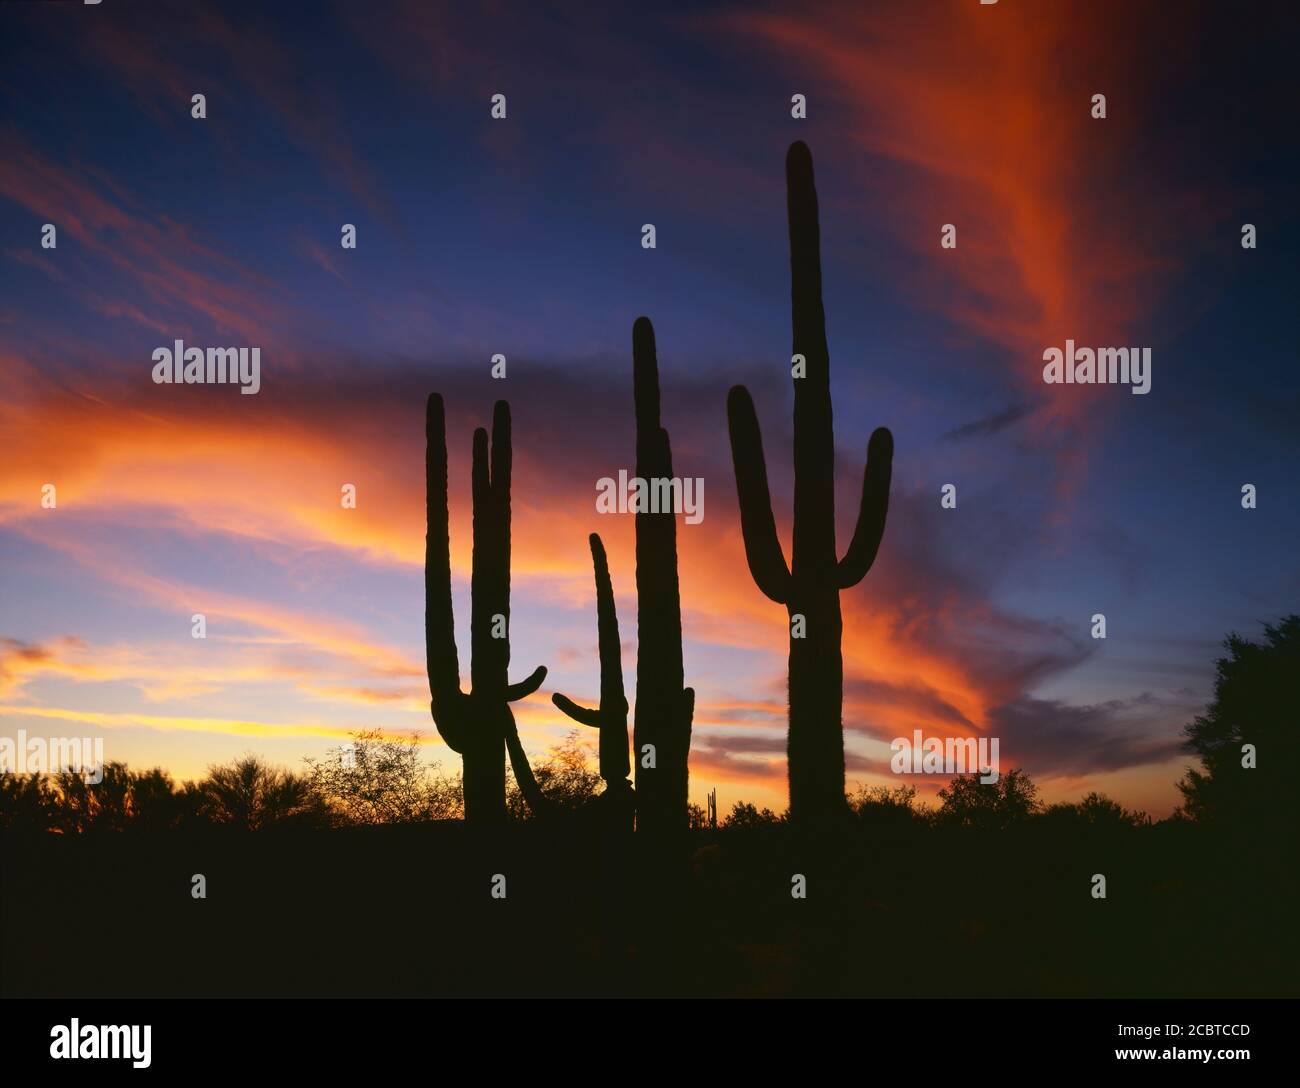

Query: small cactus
left=552, top=533, right=634, bottom=830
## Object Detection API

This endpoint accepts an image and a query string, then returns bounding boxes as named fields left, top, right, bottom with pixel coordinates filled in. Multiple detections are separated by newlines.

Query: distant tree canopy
left=5, top=618, right=1291, bottom=835
left=0, top=755, right=1156, bottom=835
left=38, top=715, right=1300, bottom=836
left=1, top=753, right=1152, bottom=834
left=935, top=768, right=1040, bottom=830
left=1042, top=792, right=1148, bottom=829
left=1178, top=615, right=1300, bottom=828
left=0, top=762, right=200, bottom=832
left=49, top=623, right=1298, bottom=837
left=721, top=801, right=785, bottom=830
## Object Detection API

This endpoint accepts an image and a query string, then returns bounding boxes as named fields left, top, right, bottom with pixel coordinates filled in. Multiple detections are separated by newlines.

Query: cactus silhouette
left=425, top=395, right=551, bottom=824
left=552, top=317, right=694, bottom=832
left=727, top=142, right=894, bottom=827
left=632, top=317, right=694, bottom=832
left=552, top=532, right=634, bottom=830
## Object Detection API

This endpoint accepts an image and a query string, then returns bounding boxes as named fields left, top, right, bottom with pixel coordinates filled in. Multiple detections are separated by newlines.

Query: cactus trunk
left=632, top=317, right=693, bottom=833
left=787, top=588, right=845, bottom=824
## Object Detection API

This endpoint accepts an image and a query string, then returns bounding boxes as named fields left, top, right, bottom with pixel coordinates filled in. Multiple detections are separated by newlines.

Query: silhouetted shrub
left=506, top=732, right=602, bottom=819
left=195, top=755, right=327, bottom=830
left=935, top=768, right=1040, bottom=830
left=1041, top=791, right=1149, bottom=830
left=0, top=772, right=54, bottom=829
left=848, top=784, right=923, bottom=826
left=304, top=729, right=463, bottom=825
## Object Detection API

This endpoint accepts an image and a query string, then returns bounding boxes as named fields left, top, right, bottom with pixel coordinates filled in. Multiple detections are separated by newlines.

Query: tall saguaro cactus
left=425, top=395, right=551, bottom=824
left=726, top=142, right=894, bottom=827
left=631, top=317, right=694, bottom=833
left=552, top=318, right=694, bottom=833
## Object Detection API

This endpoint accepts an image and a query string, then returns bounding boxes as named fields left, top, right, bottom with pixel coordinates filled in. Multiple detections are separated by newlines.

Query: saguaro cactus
left=552, top=317, right=694, bottom=833
left=632, top=318, right=695, bottom=833
left=425, top=395, right=551, bottom=824
left=552, top=533, right=634, bottom=829
left=726, top=142, right=894, bottom=827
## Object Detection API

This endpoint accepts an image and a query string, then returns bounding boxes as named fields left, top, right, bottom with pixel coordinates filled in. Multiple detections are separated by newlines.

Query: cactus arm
left=504, top=711, right=553, bottom=816
left=837, top=426, right=894, bottom=588
left=726, top=385, right=792, bottom=604
left=424, top=393, right=460, bottom=686
left=552, top=693, right=602, bottom=728
left=505, top=665, right=547, bottom=702
left=589, top=534, right=628, bottom=714
left=425, top=393, right=471, bottom=752
left=550, top=518, right=614, bottom=727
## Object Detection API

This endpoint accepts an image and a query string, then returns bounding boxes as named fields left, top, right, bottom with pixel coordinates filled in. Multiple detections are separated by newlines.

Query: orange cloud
left=721, top=0, right=1194, bottom=500
left=730, top=0, right=1172, bottom=356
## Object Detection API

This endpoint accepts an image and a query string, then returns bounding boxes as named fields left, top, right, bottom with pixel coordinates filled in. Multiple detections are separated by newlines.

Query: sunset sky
left=2, top=0, right=1296, bottom=817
